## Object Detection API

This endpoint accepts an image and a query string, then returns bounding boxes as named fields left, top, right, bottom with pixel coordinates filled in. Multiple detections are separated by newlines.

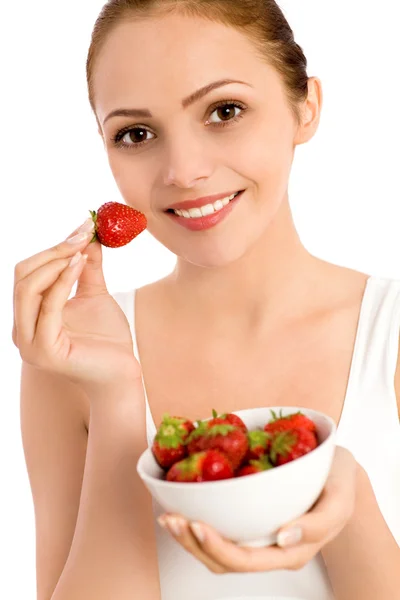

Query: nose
left=162, top=133, right=214, bottom=189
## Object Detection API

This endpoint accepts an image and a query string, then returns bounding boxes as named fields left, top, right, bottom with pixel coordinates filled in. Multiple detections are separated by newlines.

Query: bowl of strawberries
left=136, top=406, right=336, bottom=547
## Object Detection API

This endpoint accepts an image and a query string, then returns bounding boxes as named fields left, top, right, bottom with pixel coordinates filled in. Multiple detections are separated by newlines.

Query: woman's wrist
left=87, top=378, right=149, bottom=452
left=81, top=371, right=144, bottom=408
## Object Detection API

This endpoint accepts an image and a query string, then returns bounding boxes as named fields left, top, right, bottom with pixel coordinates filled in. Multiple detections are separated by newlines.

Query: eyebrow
left=102, top=78, right=252, bottom=125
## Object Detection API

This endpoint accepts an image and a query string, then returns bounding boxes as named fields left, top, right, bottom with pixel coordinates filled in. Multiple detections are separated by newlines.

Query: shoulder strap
left=336, top=277, right=400, bottom=445
left=111, top=289, right=157, bottom=446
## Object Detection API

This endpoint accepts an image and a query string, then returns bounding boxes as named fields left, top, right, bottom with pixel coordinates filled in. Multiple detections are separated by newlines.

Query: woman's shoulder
left=318, top=263, right=400, bottom=308
left=330, top=263, right=400, bottom=287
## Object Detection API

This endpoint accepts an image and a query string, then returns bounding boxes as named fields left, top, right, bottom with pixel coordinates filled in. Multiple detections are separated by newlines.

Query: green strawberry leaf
left=207, top=423, right=236, bottom=437
left=248, top=430, right=270, bottom=449
left=269, top=430, right=297, bottom=462
left=186, top=420, right=208, bottom=443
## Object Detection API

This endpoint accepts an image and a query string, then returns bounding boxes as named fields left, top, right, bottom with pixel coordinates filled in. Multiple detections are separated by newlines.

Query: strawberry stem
left=270, top=409, right=278, bottom=421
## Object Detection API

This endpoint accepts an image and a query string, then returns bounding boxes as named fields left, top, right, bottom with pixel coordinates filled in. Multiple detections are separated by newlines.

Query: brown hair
left=86, top=0, right=309, bottom=126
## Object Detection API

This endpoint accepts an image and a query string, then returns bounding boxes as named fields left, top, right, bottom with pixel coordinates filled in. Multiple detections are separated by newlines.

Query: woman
left=13, top=1, right=400, bottom=599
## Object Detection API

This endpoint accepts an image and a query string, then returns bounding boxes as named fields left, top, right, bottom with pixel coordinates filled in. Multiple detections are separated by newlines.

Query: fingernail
left=190, top=522, right=206, bottom=544
left=166, top=516, right=184, bottom=537
left=78, top=218, right=95, bottom=233
left=69, top=251, right=82, bottom=268
left=66, top=232, right=91, bottom=245
left=157, top=515, right=168, bottom=529
left=277, top=526, right=302, bottom=548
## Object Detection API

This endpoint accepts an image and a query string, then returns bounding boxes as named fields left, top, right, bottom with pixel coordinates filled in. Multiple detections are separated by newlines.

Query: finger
left=35, top=252, right=89, bottom=350
left=13, top=218, right=94, bottom=346
left=188, top=520, right=311, bottom=572
left=14, top=252, right=86, bottom=351
left=75, top=236, right=108, bottom=297
left=277, top=445, right=357, bottom=547
left=159, top=516, right=226, bottom=574
left=14, top=218, right=94, bottom=282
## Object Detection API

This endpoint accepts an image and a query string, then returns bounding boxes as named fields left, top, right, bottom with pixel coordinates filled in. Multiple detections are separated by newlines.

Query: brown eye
left=208, top=104, right=242, bottom=124
left=112, top=126, right=155, bottom=149
left=124, top=128, right=153, bottom=145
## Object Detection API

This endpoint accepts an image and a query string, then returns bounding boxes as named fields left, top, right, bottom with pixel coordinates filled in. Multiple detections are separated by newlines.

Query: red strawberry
left=236, top=454, right=274, bottom=477
left=246, top=430, right=271, bottom=460
left=152, top=414, right=195, bottom=470
left=269, top=427, right=318, bottom=466
left=166, top=450, right=234, bottom=482
left=186, top=423, right=248, bottom=471
left=88, top=201, right=147, bottom=248
left=206, top=408, right=248, bottom=433
left=264, top=409, right=317, bottom=436
left=285, top=412, right=317, bottom=434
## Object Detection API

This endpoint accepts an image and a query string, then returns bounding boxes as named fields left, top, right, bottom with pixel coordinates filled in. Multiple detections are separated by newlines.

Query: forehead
left=93, top=13, right=277, bottom=122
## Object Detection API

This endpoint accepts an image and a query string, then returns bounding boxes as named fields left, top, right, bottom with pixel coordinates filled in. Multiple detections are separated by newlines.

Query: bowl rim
left=137, top=408, right=337, bottom=490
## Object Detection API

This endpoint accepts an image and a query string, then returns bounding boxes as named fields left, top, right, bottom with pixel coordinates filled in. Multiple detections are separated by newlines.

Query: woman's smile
left=165, top=190, right=245, bottom=231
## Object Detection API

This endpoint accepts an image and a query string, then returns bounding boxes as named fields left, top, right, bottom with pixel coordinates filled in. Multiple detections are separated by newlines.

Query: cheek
left=107, top=154, right=151, bottom=212
left=232, top=133, right=293, bottom=202
left=229, top=112, right=294, bottom=180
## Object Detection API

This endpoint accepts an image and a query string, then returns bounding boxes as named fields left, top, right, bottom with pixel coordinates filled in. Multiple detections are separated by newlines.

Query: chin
left=147, top=211, right=269, bottom=269
left=166, top=236, right=253, bottom=269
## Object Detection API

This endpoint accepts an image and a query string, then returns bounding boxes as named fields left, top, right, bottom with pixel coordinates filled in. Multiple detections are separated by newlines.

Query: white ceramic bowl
left=137, top=406, right=336, bottom=547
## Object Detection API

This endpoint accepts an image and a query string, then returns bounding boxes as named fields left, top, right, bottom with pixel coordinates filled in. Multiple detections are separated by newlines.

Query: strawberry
left=264, top=409, right=317, bottom=436
left=166, top=450, right=234, bottom=482
left=186, top=423, right=248, bottom=471
left=88, top=201, right=147, bottom=248
left=246, top=430, right=271, bottom=460
left=236, top=454, right=274, bottom=477
left=269, top=427, right=318, bottom=466
left=207, top=408, right=248, bottom=433
left=152, top=414, right=195, bottom=470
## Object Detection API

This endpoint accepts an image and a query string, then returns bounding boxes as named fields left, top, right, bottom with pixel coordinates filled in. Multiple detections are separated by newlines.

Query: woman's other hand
left=157, top=445, right=357, bottom=574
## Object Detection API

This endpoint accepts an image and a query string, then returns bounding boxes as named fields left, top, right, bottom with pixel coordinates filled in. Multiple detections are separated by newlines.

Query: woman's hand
left=157, top=445, right=357, bottom=574
left=13, top=218, right=142, bottom=395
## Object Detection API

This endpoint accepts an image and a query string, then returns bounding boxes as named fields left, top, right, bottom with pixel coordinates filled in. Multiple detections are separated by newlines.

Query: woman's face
left=94, top=12, right=311, bottom=267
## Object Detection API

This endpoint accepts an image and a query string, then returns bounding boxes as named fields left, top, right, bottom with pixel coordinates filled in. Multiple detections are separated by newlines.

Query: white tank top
left=112, top=275, right=400, bottom=600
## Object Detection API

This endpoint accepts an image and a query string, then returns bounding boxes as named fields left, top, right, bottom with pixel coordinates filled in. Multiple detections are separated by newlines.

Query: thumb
left=276, top=446, right=357, bottom=548
left=75, top=236, right=108, bottom=297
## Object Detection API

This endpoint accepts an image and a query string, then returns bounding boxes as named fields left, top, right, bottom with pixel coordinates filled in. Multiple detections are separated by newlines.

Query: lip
left=167, top=190, right=242, bottom=211
left=166, top=190, right=244, bottom=232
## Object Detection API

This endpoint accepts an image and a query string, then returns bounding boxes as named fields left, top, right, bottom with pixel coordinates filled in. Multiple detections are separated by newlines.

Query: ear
left=293, top=76, right=323, bottom=146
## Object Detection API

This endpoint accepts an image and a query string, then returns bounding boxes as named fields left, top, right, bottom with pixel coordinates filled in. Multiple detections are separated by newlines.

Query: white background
left=1, top=1, right=399, bottom=597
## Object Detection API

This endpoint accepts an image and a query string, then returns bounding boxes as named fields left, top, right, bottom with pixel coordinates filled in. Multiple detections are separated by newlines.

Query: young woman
left=13, top=1, right=400, bottom=599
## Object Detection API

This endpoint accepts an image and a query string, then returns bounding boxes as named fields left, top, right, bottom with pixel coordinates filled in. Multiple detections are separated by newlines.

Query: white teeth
left=188, top=207, right=203, bottom=218
left=173, top=192, right=239, bottom=218
left=200, top=203, right=215, bottom=217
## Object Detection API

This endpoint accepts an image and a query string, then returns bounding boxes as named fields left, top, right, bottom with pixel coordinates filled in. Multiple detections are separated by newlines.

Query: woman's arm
left=321, top=335, right=400, bottom=599
left=320, top=461, right=400, bottom=599
left=21, top=362, right=89, bottom=599
left=52, top=378, right=161, bottom=600
left=21, top=362, right=161, bottom=600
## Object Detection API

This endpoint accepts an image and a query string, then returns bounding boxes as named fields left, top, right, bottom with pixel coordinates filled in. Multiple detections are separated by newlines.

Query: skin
left=87, top=9, right=400, bottom=586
